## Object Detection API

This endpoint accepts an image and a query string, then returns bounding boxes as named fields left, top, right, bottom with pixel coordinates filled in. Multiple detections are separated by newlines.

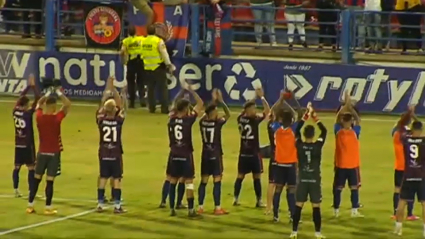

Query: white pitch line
left=0, top=207, right=107, bottom=236
left=0, top=194, right=97, bottom=203
left=0, top=99, right=398, bottom=123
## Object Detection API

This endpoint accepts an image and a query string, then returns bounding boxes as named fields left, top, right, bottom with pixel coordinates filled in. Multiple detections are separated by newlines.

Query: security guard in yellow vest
left=141, top=25, right=175, bottom=114
left=120, top=26, right=145, bottom=108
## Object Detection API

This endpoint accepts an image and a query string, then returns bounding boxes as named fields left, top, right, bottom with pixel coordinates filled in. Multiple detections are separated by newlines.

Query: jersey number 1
left=103, top=126, right=117, bottom=142
left=305, top=151, right=311, bottom=163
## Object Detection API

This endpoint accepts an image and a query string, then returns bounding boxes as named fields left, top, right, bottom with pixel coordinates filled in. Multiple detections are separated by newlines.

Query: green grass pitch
left=0, top=99, right=422, bottom=238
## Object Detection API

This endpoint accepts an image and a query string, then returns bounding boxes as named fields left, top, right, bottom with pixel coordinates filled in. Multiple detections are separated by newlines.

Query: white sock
left=45, top=205, right=52, bottom=210
left=351, top=208, right=358, bottom=213
left=395, top=222, right=402, bottom=228
left=423, top=223, right=425, bottom=231
left=198, top=205, right=203, bottom=209
left=28, top=202, right=34, bottom=207
left=115, top=203, right=120, bottom=209
left=215, top=205, right=221, bottom=210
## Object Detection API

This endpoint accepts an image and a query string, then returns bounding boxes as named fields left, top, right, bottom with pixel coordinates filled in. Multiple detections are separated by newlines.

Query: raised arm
left=29, top=75, right=41, bottom=109
left=100, top=76, right=116, bottom=107
left=270, top=90, right=285, bottom=114
left=186, top=84, right=203, bottom=115
left=120, top=85, right=128, bottom=115
left=171, top=88, right=186, bottom=110
left=335, top=89, right=351, bottom=123
left=56, top=87, right=71, bottom=115
left=216, top=89, right=230, bottom=120
left=158, top=39, right=176, bottom=74
left=256, top=88, right=270, bottom=116
left=310, top=104, right=327, bottom=143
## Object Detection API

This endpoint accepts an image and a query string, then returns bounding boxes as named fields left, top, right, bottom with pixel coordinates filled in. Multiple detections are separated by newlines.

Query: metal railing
left=1, top=1, right=425, bottom=63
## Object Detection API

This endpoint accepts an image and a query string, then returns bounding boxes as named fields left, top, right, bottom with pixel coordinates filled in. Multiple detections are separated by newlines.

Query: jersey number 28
left=103, top=126, right=117, bottom=142
left=14, top=116, right=26, bottom=129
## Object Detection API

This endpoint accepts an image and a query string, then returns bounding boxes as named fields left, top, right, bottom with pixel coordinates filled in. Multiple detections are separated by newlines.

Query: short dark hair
left=243, top=101, right=255, bottom=110
left=147, top=24, right=156, bottom=35
left=176, top=99, right=190, bottom=112
left=17, top=96, right=29, bottom=107
left=303, top=125, right=315, bottom=139
left=205, top=104, right=217, bottom=115
left=342, top=113, right=352, bottom=122
left=46, top=96, right=57, bottom=105
left=412, top=121, right=423, bottom=130
left=281, top=111, right=293, bottom=127
left=128, top=25, right=136, bottom=36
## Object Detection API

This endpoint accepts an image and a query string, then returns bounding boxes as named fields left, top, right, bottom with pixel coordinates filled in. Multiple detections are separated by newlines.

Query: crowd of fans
left=0, top=0, right=424, bottom=53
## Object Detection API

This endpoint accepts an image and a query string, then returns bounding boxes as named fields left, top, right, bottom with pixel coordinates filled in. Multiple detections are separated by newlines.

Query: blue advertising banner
left=1, top=50, right=424, bottom=115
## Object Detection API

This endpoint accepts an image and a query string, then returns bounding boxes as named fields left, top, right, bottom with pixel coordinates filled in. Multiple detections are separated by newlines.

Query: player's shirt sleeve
left=270, top=122, right=282, bottom=133
left=218, top=117, right=227, bottom=126
left=36, top=108, right=43, bottom=119
left=334, top=123, right=341, bottom=135
left=187, top=111, right=198, bottom=125
left=317, top=121, right=327, bottom=145
left=56, top=110, right=66, bottom=122
left=353, top=125, right=361, bottom=139
left=256, top=113, right=266, bottom=123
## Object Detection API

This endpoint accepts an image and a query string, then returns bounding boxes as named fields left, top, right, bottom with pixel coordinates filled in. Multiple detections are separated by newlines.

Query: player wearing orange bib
left=391, top=109, right=419, bottom=220
left=332, top=93, right=363, bottom=218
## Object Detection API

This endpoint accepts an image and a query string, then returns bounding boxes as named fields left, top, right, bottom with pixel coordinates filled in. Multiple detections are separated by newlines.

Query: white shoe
left=334, top=209, right=339, bottom=218
left=393, top=227, right=402, bottom=236
left=351, top=210, right=364, bottom=218
left=315, top=232, right=326, bottom=238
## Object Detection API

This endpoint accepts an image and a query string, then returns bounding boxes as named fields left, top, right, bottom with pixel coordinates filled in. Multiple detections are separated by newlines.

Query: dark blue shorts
left=99, top=156, right=123, bottom=179
left=273, top=163, right=297, bottom=186
left=400, top=181, right=425, bottom=202
left=333, top=167, right=360, bottom=188
left=14, top=146, right=35, bottom=166
left=167, top=153, right=195, bottom=179
left=238, top=154, right=263, bottom=175
left=200, top=154, right=223, bottom=177
left=394, top=170, right=404, bottom=188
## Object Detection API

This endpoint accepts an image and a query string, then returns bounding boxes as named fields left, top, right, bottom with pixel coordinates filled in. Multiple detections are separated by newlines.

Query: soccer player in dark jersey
left=197, top=89, right=230, bottom=215
left=159, top=89, right=190, bottom=209
left=12, top=74, right=40, bottom=198
left=96, top=77, right=126, bottom=213
left=290, top=103, right=327, bottom=239
left=394, top=110, right=425, bottom=237
left=27, top=86, right=71, bottom=215
left=167, top=83, right=203, bottom=217
left=233, top=88, right=270, bottom=207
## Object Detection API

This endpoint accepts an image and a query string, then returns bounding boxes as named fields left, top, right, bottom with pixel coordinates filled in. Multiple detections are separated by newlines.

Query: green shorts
left=35, top=153, right=60, bottom=177
left=296, top=181, right=322, bottom=204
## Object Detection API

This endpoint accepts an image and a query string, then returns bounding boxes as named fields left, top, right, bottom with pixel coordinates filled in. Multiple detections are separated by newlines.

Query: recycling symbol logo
left=224, top=62, right=262, bottom=101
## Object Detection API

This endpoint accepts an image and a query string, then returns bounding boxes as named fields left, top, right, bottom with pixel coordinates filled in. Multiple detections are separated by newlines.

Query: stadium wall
left=1, top=46, right=425, bottom=115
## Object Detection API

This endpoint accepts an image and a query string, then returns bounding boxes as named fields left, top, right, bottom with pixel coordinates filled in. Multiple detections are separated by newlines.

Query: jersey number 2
left=410, top=144, right=419, bottom=159
left=103, top=126, right=117, bottom=142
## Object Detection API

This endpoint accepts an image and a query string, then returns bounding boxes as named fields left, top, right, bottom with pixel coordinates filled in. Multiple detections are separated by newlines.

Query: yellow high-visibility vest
left=122, top=36, right=144, bottom=60
left=395, top=0, right=420, bottom=10
left=141, top=35, right=164, bottom=71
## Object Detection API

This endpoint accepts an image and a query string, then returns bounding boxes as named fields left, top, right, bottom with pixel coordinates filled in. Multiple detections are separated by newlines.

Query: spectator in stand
left=21, top=0, right=42, bottom=38
left=251, top=0, right=277, bottom=46
left=395, top=0, right=422, bottom=53
left=364, top=0, right=382, bottom=52
left=0, top=0, right=5, bottom=8
left=380, top=0, right=394, bottom=51
left=316, top=0, right=341, bottom=51
left=284, top=0, right=309, bottom=49
left=3, top=0, right=20, bottom=33
left=344, top=0, right=366, bottom=50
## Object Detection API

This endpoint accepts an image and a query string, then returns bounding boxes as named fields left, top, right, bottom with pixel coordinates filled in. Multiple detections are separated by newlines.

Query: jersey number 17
left=202, top=127, right=215, bottom=143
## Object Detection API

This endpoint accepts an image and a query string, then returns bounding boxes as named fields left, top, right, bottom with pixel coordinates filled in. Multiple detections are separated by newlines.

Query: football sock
left=97, top=188, right=105, bottom=204
left=45, top=180, right=54, bottom=206
left=407, top=201, right=414, bottom=217
left=187, top=197, right=194, bottom=210
left=28, top=169, right=35, bottom=191
left=350, top=189, right=359, bottom=208
left=333, top=188, right=341, bottom=209
left=233, top=178, right=243, bottom=200
left=177, top=182, right=185, bottom=205
left=112, top=188, right=122, bottom=209
left=29, top=178, right=41, bottom=204
left=253, top=178, right=262, bottom=201
left=273, top=190, right=282, bottom=218
left=161, top=180, right=170, bottom=204
left=313, top=207, right=322, bottom=232
left=213, top=181, right=221, bottom=207
left=169, top=183, right=177, bottom=209
left=198, top=182, right=207, bottom=206
left=393, top=193, right=400, bottom=215
left=287, top=192, right=296, bottom=217
left=292, top=205, right=302, bottom=231
left=12, top=168, right=20, bottom=189
left=286, top=188, right=291, bottom=212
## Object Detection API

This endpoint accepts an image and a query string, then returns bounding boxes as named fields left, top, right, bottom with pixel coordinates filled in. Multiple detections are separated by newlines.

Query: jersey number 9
left=103, top=126, right=117, bottom=142
left=410, top=144, right=419, bottom=160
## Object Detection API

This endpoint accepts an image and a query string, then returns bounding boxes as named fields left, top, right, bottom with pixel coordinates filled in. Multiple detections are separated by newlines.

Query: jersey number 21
left=103, top=126, right=117, bottom=142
